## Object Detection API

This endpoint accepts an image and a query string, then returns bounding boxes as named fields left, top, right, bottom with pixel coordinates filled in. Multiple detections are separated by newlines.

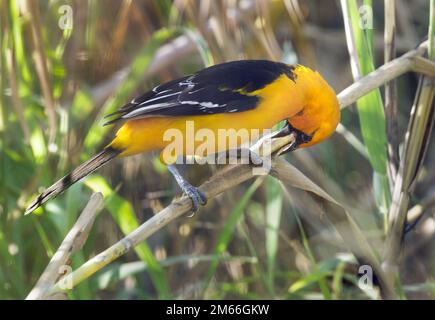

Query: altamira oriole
left=25, top=60, right=340, bottom=215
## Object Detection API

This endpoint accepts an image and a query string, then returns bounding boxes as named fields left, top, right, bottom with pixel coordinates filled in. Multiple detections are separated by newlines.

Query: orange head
left=288, top=65, right=340, bottom=148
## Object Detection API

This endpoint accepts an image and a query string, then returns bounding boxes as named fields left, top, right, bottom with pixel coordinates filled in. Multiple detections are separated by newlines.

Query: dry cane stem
left=26, top=193, right=103, bottom=300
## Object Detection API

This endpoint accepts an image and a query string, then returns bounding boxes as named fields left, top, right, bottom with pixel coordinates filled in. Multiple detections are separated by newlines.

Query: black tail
left=25, top=147, right=121, bottom=215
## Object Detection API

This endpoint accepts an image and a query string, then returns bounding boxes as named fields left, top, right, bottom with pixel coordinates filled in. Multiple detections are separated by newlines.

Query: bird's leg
left=216, top=148, right=263, bottom=167
left=168, top=164, right=207, bottom=213
left=272, top=120, right=313, bottom=154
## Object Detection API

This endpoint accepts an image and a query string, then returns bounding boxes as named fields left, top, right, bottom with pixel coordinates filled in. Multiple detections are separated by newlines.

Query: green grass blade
left=265, top=176, right=282, bottom=295
left=347, top=0, right=388, bottom=176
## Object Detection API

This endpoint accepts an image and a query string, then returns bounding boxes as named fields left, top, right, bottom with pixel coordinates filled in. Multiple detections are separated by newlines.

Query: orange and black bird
left=25, top=60, right=340, bottom=215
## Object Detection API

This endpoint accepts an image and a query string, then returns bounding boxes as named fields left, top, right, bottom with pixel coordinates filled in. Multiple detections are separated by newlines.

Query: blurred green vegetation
left=0, top=0, right=434, bottom=300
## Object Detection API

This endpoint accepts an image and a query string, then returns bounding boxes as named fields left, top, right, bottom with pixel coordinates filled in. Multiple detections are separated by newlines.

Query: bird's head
left=286, top=65, right=340, bottom=149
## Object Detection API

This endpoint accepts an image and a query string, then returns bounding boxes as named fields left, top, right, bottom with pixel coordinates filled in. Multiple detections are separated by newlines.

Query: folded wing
left=104, top=60, right=296, bottom=125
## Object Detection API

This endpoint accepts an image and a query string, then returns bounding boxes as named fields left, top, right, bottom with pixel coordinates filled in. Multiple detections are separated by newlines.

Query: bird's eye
left=295, top=108, right=305, bottom=117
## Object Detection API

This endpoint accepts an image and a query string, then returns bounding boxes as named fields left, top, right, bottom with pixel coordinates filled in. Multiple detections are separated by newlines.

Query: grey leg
left=168, top=164, right=207, bottom=213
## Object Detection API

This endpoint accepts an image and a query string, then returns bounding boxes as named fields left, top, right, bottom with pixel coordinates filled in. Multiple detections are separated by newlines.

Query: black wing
left=104, top=60, right=296, bottom=125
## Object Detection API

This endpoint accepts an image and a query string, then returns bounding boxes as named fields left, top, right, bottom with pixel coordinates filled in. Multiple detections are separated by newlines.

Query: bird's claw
left=182, top=184, right=207, bottom=215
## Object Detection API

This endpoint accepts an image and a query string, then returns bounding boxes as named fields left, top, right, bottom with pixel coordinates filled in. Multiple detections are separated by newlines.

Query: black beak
left=272, top=121, right=312, bottom=155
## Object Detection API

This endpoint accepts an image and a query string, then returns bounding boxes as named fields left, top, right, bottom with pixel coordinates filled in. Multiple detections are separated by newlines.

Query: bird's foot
left=181, top=183, right=207, bottom=215
left=167, top=164, right=207, bottom=215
